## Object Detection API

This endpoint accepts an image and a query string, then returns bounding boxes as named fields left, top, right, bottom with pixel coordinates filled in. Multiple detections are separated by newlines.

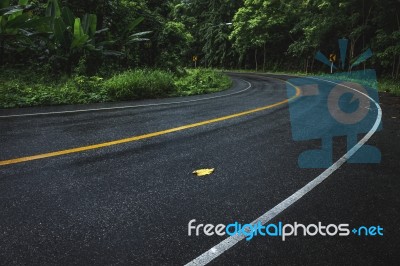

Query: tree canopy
left=0, top=0, right=399, bottom=78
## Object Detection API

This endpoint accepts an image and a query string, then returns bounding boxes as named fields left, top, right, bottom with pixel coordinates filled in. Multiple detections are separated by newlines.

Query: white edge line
left=184, top=77, right=382, bottom=266
left=0, top=80, right=252, bottom=119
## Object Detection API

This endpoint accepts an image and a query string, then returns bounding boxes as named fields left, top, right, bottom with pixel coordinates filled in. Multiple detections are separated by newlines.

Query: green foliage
left=45, top=1, right=117, bottom=73
left=0, top=69, right=107, bottom=108
left=0, top=0, right=152, bottom=73
left=174, top=68, right=232, bottom=96
left=0, top=79, right=83, bottom=108
left=156, top=21, right=192, bottom=71
left=177, top=0, right=243, bottom=69
left=71, top=75, right=104, bottom=93
left=122, top=17, right=152, bottom=45
left=103, top=69, right=175, bottom=100
left=2, top=0, right=400, bottom=107
left=0, top=0, right=51, bottom=65
left=379, top=79, right=400, bottom=96
left=0, top=68, right=232, bottom=108
left=228, top=0, right=400, bottom=76
left=46, top=0, right=60, bottom=18
left=112, top=15, right=152, bottom=67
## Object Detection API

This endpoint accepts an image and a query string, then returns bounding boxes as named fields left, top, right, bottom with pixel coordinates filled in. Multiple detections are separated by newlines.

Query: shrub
left=379, top=79, right=400, bottom=96
left=103, top=69, right=175, bottom=100
left=0, top=68, right=232, bottom=108
left=71, top=76, right=104, bottom=93
left=174, top=68, right=232, bottom=96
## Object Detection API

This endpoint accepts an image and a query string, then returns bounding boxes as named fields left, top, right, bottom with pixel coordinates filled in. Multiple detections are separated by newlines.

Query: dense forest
left=0, top=0, right=399, bottom=107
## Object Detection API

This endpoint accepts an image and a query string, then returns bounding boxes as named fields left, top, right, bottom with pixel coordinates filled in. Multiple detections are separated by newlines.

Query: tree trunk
left=0, top=38, right=4, bottom=66
left=310, top=48, right=316, bottom=72
left=263, top=42, right=266, bottom=72
left=305, top=58, right=309, bottom=74
left=392, top=56, right=396, bottom=79
left=254, top=48, right=258, bottom=72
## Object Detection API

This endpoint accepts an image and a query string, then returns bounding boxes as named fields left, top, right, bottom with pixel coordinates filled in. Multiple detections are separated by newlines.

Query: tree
left=0, top=0, right=51, bottom=65
left=156, top=21, right=192, bottom=71
left=230, top=0, right=292, bottom=70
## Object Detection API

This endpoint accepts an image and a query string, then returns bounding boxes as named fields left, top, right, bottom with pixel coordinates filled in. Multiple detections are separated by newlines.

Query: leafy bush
left=0, top=68, right=232, bottom=108
left=103, top=69, right=175, bottom=100
left=379, top=79, right=400, bottom=96
left=0, top=79, right=91, bottom=108
left=174, top=68, right=232, bottom=96
left=71, top=76, right=104, bottom=93
left=0, top=69, right=106, bottom=108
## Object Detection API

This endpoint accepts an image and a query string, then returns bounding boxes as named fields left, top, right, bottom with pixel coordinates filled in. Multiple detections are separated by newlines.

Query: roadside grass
left=103, top=69, right=175, bottom=100
left=173, top=68, right=232, bottom=96
left=0, top=68, right=232, bottom=108
left=379, top=79, right=400, bottom=96
left=0, top=74, right=107, bottom=108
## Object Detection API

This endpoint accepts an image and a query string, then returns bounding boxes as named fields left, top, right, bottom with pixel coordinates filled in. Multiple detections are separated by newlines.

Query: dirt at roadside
left=375, top=92, right=400, bottom=168
left=379, top=92, right=400, bottom=122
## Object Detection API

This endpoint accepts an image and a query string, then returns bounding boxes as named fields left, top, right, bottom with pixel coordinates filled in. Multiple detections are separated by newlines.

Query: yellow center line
left=0, top=83, right=301, bottom=167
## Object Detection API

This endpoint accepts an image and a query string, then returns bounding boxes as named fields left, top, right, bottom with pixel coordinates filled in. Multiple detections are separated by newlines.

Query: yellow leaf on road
left=192, top=168, right=215, bottom=177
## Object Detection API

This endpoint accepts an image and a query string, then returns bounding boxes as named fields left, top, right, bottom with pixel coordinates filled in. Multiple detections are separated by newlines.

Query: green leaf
left=5, top=12, right=29, bottom=28
left=97, top=40, right=115, bottom=46
left=71, top=34, right=89, bottom=49
left=24, top=17, right=52, bottom=32
left=126, top=38, right=150, bottom=44
left=88, top=15, right=97, bottom=36
left=0, top=0, right=10, bottom=9
left=46, top=0, right=60, bottom=18
left=103, top=50, right=124, bottom=57
left=53, top=17, right=66, bottom=44
left=0, top=6, right=12, bottom=16
left=95, top=28, right=108, bottom=35
left=124, top=17, right=144, bottom=35
left=125, top=30, right=152, bottom=45
left=18, top=0, right=28, bottom=5
left=61, top=6, right=74, bottom=27
left=3, top=7, right=23, bottom=16
left=0, top=4, right=32, bottom=16
left=73, top=17, right=83, bottom=38
left=71, top=18, right=90, bottom=49
left=19, top=28, right=34, bottom=36
left=128, top=31, right=152, bottom=38
left=85, top=43, right=97, bottom=51
left=82, top=13, right=97, bottom=37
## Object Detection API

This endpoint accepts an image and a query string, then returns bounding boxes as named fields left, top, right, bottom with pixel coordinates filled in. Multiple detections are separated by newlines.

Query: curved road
left=0, top=73, right=398, bottom=265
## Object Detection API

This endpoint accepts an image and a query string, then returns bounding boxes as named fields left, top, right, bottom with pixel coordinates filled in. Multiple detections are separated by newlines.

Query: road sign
left=329, top=54, right=336, bottom=62
left=192, top=55, right=198, bottom=68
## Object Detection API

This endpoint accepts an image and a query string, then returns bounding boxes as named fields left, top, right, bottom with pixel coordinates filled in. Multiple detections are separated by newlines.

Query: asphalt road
left=0, top=73, right=399, bottom=265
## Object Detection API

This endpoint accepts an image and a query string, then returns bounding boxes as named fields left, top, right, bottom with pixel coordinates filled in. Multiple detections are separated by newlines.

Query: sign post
left=329, top=54, right=336, bottom=74
left=192, top=56, right=198, bottom=68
